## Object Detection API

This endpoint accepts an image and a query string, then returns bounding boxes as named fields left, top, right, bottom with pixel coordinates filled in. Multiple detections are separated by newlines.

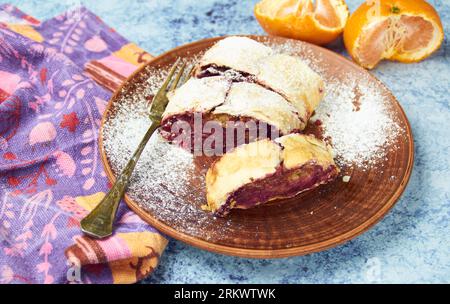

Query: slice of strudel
left=160, top=37, right=325, bottom=152
left=205, top=134, right=339, bottom=217
left=160, top=76, right=304, bottom=151
left=194, top=36, right=325, bottom=116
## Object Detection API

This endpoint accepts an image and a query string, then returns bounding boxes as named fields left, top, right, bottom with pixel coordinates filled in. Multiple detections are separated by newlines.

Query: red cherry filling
left=214, top=163, right=339, bottom=217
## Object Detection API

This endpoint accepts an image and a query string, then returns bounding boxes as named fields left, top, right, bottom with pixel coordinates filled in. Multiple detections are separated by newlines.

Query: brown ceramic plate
left=99, top=36, right=413, bottom=258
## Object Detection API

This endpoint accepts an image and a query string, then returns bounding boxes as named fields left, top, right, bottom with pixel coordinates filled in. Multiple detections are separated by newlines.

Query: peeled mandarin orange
left=344, top=0, right=444, bottom=69
left=254, top=0, right=350, bottom=45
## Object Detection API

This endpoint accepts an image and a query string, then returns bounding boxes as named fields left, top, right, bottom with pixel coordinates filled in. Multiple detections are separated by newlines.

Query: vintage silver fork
left=81, top=58, right=191, bottom=239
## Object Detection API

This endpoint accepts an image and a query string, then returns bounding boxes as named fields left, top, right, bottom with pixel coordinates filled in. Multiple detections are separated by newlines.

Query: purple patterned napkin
left=0, top=4, right=167, bottom=284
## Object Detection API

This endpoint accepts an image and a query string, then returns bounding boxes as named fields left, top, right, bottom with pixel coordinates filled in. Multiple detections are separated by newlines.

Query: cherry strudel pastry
left=194, top=37, right=324, bottom=115
left=160, top=76, right=303, bottom=143
left=160, top=37, right=325, bottom=151
left=205, top=134, right=339, bottom=216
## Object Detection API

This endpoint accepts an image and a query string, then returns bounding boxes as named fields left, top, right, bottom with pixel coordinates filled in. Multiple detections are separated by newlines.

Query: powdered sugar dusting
left=313, top=77, right=404, bottom=169
left=103, top=100, right=195, bottom=202
left=270, top=39, right=405, bottom=169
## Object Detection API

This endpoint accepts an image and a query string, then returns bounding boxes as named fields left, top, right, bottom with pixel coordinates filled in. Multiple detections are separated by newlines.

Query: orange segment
left=254, top=0, right=350, bottom=45
left=343, top=0, right=444, bottom=69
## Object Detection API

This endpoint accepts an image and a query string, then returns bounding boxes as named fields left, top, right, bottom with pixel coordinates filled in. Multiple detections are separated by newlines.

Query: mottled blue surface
left=4, top=0, right=449, bottom=283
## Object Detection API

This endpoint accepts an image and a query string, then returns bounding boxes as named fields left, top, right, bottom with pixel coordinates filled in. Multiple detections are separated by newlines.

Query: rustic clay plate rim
left=99, top=35, right=414, bottom=259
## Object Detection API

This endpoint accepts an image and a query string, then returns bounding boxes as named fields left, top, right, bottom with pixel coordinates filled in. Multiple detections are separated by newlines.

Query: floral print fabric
left=0, top=4, right=167, bottom=284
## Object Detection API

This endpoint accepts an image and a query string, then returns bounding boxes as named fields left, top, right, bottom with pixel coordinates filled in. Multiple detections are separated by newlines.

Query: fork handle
left=80, top=120, right=160, bottom=239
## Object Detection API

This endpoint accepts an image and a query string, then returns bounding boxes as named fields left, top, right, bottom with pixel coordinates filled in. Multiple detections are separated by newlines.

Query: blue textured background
left=4, top=0, right=449, bottom=283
